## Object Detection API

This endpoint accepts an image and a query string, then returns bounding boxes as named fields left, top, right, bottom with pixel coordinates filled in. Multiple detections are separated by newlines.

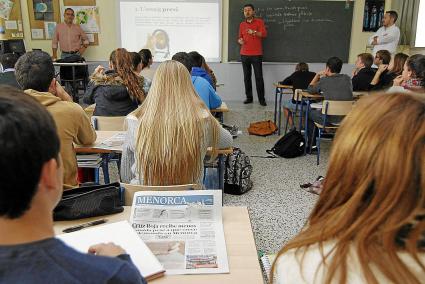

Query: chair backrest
left=121, top=183, right=201, bottom=206
left=91, top=116, right=126, bottom=131
left=322, top=100, right=354, bottom=116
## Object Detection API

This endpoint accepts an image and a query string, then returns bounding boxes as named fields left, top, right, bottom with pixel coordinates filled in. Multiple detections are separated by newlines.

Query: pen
left=62, top=219, right=108, bottom=233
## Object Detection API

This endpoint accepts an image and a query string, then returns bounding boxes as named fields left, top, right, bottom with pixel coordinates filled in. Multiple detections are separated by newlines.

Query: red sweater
left=238, top=18, right=267, bottom=56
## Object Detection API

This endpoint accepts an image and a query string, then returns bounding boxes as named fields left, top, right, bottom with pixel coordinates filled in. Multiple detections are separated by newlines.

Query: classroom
left=0, top=0, right=424, bottom=283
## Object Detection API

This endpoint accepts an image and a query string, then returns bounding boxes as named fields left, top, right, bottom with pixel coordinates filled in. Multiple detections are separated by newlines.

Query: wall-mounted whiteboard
left=415, top=0, right=425, bottom=47
left=117, top=0, right=221, bottom=62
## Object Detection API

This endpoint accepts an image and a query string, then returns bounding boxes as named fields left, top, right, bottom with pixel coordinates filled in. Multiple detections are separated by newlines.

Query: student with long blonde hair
left=121, top=60, right=232, bottom=185
left=272, top=93, right=425, bottom=283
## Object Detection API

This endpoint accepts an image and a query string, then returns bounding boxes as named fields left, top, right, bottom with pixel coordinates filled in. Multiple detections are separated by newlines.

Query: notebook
left=260, top=253, right=276, bottom=283
left=57, top=221, right=165, bottom=281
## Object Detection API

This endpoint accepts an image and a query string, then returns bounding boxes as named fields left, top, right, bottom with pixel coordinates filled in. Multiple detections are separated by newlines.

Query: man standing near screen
left=52, top=8, right=89, bottom=60
left=238, top=4, right=267, bottom=106
left=368, top=10, right=400, bottom=56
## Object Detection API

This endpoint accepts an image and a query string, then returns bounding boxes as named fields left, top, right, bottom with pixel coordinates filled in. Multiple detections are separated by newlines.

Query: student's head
left=272, top=92, right=425, bottom=284
left=64, top=8, right=75, bottom=24
left=109, top=48, right=145, bottom=101
left=243, top=4, right=255, bottom=19
left=0, top=53, right=19, bottom=70
left=132, top=60, right=220, bottom=186
left=295, top=62, right=309, bottom=72
left=355, top=53, right=373, bottom=69
left=130, top=52, right=143, bottom=73
left=188, top=51, right=204, bottom=68
left=15, top=51, right=55, bottom=92
left=0, top=86, right=62, bottom=220
left=383, top=10, right=398, bottom=27
left=388, top=52, right=408, bottom=75
left=402, top=54, right=425, bottom=86
left=138, top=49, right=153, bottom=69
left=374, top=50, right=391, bottom=66
left=325, top=57, right=343, bottom=74
left=171, top=52, right=194, bottom=72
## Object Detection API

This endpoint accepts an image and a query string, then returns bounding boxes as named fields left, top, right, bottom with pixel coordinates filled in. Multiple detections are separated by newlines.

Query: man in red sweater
left=238, top=4, right=267, bottom=106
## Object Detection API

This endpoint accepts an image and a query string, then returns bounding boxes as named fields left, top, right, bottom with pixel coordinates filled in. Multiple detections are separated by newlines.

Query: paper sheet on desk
left=97, top=133, right=125, bottom=150
left=57, top=221, right=165, bottom=280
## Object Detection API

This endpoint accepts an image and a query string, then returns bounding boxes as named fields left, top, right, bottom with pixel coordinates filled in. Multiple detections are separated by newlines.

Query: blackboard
left=228, top=0, right=354, bottom=62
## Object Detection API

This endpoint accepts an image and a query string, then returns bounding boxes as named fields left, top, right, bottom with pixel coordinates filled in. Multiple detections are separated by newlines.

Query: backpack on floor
left=224, top=148, right=253, bottom=195
left=267, top=128, right=305, bottom=158
left=248, top=120, right=277, bottom=136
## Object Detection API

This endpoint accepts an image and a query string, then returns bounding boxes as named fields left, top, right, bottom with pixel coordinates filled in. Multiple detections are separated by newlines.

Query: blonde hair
left=272, top=93, right=425, bottom=283
left=133, top=60, right=220, bottom=185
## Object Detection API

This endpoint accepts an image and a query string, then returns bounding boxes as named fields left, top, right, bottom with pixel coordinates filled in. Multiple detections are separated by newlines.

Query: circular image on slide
left=76, top=10, right=89, bottom=25
left=35, top=2, right=48, bottom=12
left=144, top=29, right=170, bottom=59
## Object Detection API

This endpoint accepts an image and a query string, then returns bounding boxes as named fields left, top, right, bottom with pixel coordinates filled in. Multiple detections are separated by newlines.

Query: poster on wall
left=33, top=0, right=54, bottom=21
left=363, top=0, right=385, bottom=32
left=64, top=6, right=100, bottom=33
left=0, top=0, right=14, bottom=20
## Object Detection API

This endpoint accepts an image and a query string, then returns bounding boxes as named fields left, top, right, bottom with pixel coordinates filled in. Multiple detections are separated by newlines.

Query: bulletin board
left=0, top=0, right=24, bottom=40
left=26, top=0, right=60, bottom=40
left=63, top=0, right=99, bottom=46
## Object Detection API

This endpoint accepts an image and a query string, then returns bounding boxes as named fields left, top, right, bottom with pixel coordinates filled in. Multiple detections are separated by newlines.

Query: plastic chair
left=313, top=100, right=354, bottom=165
left=121, top=183, right=201, bottom=206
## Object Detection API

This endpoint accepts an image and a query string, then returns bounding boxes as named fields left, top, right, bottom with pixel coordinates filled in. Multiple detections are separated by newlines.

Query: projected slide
left=119, top=1, right=221, bottom=62
left=416, top=0, right=425, bottom=47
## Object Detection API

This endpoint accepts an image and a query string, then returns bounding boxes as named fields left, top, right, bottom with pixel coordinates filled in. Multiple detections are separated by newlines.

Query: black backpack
left=224, top=148, right=253, bottom=195
left=57, top=54, right=88, bottom=81
left=268, top=128, right=305, bottom=158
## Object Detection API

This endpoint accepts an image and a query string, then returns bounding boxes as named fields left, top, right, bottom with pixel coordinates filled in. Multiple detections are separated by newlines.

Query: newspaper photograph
left=129, top=190, right=229, bottom=275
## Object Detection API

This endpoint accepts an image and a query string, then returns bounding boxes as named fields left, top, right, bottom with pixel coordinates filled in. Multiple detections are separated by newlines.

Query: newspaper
left=129, top=190, right=229, bottom=275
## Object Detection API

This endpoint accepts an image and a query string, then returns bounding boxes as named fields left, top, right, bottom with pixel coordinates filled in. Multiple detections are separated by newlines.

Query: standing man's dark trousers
left=241, top=55, right=265, bottom=103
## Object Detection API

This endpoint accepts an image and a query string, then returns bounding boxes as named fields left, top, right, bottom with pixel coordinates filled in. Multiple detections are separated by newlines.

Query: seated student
left=83, top=48, right=150, bottom=116
left=369, top=49, right=394, bottom=90
left=172, top=52, right=222, bottom=109
left=138, top=49, right=156, bottom=81
left=202, top=57, right=218, bottom=90
left=15, top=51, right=96, bottom=189
left=0, top=87, right=145, bottom=284
left=0, top=53, right=20, bottom=89
left=352, top=53, right=375, bottom=91
left=272, top=93, right=425, bottom=283
left=390, top=54, right=425, bottom=93
left=280, top=62, right=316, bottom=127
left=188, top=51, right=214, bottom=87
left=307, top=56, right=353, bottom=150
left=130, top=52, right=143, bottom=74
left=121, top=60, right=232, bottom=185
left=370, top=52, right=408, bottom=91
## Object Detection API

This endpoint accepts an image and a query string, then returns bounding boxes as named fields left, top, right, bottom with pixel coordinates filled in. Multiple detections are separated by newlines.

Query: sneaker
left=243, top=99, right=253, bottom=104
left=259, top=100, right=267, bottom=106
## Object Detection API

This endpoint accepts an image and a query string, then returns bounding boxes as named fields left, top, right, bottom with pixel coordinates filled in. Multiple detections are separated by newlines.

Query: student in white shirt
left=368, top=10, right=400, bottom=55
left=271, top=93, right=425, bottom=284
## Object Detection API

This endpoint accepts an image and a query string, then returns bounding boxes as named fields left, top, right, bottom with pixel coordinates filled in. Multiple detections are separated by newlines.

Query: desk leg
left=299, top=102, right=304, bottom=131
left=218, top=154, right=225, bottom=190
left=304, top=100, right=310, bottom=155
left=72, top=66, right=77, bottom=102
left=278, top=90, right=283, bottom=135
left=101, top=154, right=110, bottom=184
left=273, top=87, right=278, bottom=124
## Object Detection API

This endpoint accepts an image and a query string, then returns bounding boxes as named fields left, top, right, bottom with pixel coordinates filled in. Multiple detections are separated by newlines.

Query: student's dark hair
left=386, top=10, right=398, bottom=23
left=64, top=7, right=74, bottom=14
left=130, top=51, right=141, bottom=70
left=326, top=57, right=343, bottom=73
left=295, top=62, right=309, bottom=72
left=406, top=54, right=425, bottom=85
left=391, top=53, right=409, bottom=75
left=357, top=53, right=374, bottom=68
left=244, top=4, right=254, bottom=10
left=15, top=51, right=54, bottom=92
left=109, top=48, right=145, bottom=101
left=188, top=51, right=204, bottom=68
left=0, top=53, right=19, bottom=69
left=138, top=48, right=152, bottom=69
left=0, top=86, right=60, bottom=219
left=172, top=52, right=194, bottom=72
left=376, top=50, right=391, bottom=65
